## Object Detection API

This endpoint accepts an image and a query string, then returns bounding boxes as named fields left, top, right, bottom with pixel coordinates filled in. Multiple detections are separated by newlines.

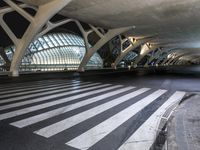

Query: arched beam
left=1, top=0, right=72, bottom=76
left=154, top=55, right=165, bottom=66
left=160, top=52, right=174, bottom=66
left=1, top=1, right=123, bottom=74
left=78, top=26, right=134, bottom=72
left=164, top=50, right=188, bottom=66
left=143, top=47, right=176, bottom=67
left=112, top=37, right=153, bottom=69
left=19, top=0, right=54, bottom=6
left=133, top=44, right=158, bottom=67
left=0, top=3, right=34, bottom=14
left=161, top=57, right=172, bottom=66
left=164, top=52, right=181, bottom=65
left=172, top=52, right=200, bottom=65
left=188, top=55, right=200, bottom=65
left=143, top=48, right=164, bottom=67
left=169, top=53, right=189, bottom=65
left=168, top=49, right=200, bottom=65
left=153, top=48, right=173, bottom=66
left=153, top=48, right=177, bottom=66
left=36, top=19, right=75, bottom=39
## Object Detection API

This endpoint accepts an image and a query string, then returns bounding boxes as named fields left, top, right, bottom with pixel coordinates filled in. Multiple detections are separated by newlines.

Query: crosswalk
left=0, top=79, right=186, bottom=150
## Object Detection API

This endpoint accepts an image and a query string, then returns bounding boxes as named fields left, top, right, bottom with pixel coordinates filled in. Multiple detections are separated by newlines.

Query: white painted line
left=0, top=84, right=112, bottom=121
left=0, top=82, right=99, bottom=111
left=35, top=88, right=150, bottom=138
left=0, top=82, right=89, bottom=104
left=0, top=80, right=78, bottom=91
left=11, top=86, right=131, bottom=128
left=0, top=80, right=60, bottom=89
left=0, top=80, right=81, bottom=97
left=118, top=91, right=185, bottom=150
left=66, top=89, right=167, bottom=150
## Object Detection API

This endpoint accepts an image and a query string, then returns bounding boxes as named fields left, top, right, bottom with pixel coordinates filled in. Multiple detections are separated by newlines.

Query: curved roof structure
left=15, top=0, right=200, bottom=48
left=0, top=0, right=200, bottom=76
left=60, top=0, right=200, bottom=48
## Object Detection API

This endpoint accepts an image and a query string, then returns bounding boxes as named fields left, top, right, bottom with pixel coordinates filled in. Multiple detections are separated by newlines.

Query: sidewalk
left=167, top=93, right=200, bottom=150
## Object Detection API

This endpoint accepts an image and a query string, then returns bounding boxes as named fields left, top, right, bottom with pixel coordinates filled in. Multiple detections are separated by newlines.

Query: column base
left=111, top=63, right=117, bottom=70
left=77, top=67, right=85, bottom=72
left=8, top=70, right=19, bottom=77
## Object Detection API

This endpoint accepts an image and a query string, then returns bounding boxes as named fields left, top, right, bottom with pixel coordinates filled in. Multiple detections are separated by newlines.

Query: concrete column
left=78, top=27, right=133, bottom=72
left=112, top=38, right=152, bottom=68
left=133, top=44, right=157, bottom=67
left=2, top=0, right=72, bottom=77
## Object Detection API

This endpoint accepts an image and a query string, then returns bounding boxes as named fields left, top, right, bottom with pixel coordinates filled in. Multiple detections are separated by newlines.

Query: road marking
left=0, top=82, right=101, bottom=111
left=0, top=81, right=93, bottom=105
left=0, top=84, right=112, bottom=121
left=0, top=80, right=82, bottom=98
left=11, top=86, right=132, bottom=128
left=118, top=91, right=186, bottom=150
left=66, top=89, right=167, bottom=150
left=34, top=88, right=150, bottom=138
left=0, top=80, right=77, bottom=91
left=0, top=80, right=187, bottom=150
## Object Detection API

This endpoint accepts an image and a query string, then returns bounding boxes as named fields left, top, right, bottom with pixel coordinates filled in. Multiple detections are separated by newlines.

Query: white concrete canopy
left=133, top=44, right=158, bottom=67
left=1, top=0, right=200, bottom=75
left=1, top=0, right=73, bottom=76
left=18, top=0, right=200, bottom=50
left=112, top=37, right=153, bottom=68
left=19, top=0, right=54, bottom=6
left=78, top=27, right=133, bottom=71
left=59, top=0, right=200, bottom=49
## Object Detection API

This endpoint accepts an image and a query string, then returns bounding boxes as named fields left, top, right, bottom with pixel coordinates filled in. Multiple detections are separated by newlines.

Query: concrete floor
left=0, top=66, right=199, bottom=150
left=167, top=94, right=200, bottom=150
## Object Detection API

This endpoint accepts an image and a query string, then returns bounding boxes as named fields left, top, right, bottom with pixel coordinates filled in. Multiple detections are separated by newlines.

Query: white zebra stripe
left=0, top=81, right=88, bottom=100
left=35, top=88, right=150, bottom=138
left=0, top=82, right=99, bottom=110
left=0, top=84, right=113, bottom=121
left=0, top=80, right=57, bottom=89
left=118, top=91, right=185, bottom=150
left=0, top=80, right=81, bottom=96
left=66, top=89, right=167, bottom=150
left=0, top=79, right=77, bottom=90
left=11, top=86, right=132, bottom=128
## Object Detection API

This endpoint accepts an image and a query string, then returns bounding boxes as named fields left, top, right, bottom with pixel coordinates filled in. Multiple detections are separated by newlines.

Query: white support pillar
left=153, top=49, right=169, bottom=66
left=133, top=44, right=157, bottom=67
left=168, top=55, right=181, bottom=65
left=154, top=56, right=164, bottom=66
left=78, top=26, right=133, bottom=72
left=74, top=21, right=91, bottom=53
left=2, top=0, right=72, bottom=77
left=160, top=54, right=172, bottom=66
left=161, top=57, right=170, bottom=66
left=144, top=48, right=171, bottom=67
left=162, top=54, right=176, bottom=66
left=168, top=52, right=191, bottom=65
left=158, top=48, right=179, bottom=66
left=112, top=37, right=152, bottom=69
left=167, top=57, right=177, bottom=65
left=5, top=0, right=34, bottom=22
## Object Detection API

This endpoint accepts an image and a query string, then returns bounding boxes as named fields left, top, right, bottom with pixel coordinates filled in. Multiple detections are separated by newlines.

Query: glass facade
left=5, top=33, right=103, bottom=71
left=123, top=51, right=138, bottom=62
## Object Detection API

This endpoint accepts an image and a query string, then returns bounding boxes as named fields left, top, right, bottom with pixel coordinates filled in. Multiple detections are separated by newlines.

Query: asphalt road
left=0, top=66, right=199, bottom=150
